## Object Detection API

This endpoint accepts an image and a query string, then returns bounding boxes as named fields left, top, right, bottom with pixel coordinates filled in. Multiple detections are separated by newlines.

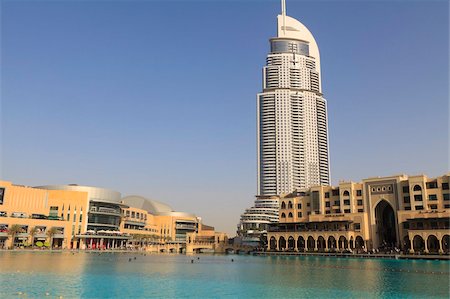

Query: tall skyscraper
left=238, top=1, right=330, bottom=246
left=257, top=0, right=330, bottom=196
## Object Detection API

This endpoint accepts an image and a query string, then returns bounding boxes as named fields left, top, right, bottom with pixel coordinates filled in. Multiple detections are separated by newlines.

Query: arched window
left=413, top=185, right=422, bottom=192
left=343, top=190, right=350, bottom=196
left=288, top=201, right=293, bottom=209
left=281, top=213, right=286, bottom=218
left=288, top=212, right=293, bottom=218
left=281, top=202, right=286, bottom=209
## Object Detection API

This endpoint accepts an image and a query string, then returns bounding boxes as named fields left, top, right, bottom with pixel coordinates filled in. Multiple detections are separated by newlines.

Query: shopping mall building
left=267, top=173, right=450, bottom=254
left=0, top=181, right=226, bottom=252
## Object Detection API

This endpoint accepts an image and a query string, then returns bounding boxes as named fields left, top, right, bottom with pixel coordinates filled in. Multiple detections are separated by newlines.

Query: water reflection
left=0, top=252, right=448, bottom=298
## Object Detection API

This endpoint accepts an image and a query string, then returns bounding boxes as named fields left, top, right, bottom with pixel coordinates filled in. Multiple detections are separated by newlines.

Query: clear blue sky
left=1, top=0, right=448, bottom=235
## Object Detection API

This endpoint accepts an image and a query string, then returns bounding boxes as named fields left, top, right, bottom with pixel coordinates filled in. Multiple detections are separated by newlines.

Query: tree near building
left=8, top=224, right=22, bottom=249
left=46, top=227, right=58, bottom=250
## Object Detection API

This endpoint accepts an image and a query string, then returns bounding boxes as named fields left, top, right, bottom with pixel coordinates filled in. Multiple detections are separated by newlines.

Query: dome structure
left=121, top=195, right=173, bottom=215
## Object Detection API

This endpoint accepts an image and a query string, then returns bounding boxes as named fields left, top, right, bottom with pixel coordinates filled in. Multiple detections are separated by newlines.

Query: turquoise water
left=0, top=252, right=449, bottom=298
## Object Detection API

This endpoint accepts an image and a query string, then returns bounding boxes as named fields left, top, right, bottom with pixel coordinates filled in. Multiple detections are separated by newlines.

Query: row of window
left=404, top=193, right=449, bottom=203
left=402, top=182, right=449, bottom=193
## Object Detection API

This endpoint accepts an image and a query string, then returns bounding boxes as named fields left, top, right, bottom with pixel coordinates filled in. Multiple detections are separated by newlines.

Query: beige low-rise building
left=267, top=173, right=450, bottom=254
left=0, top=182, right=226, bottom=252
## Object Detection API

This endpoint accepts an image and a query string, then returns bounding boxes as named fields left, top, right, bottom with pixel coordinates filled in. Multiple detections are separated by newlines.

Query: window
left=344, top=209, right=351, bottom=213
left=354, top=223, right=361, bottom=231
left=334, top=200, right=340, bottom=206
left=431, top=222, right=438, bottom=229
left=414, top=195, right=422, bottom=201
left=281, top=213, right=286, bottom=218
left=357, top=199, right=363, bottom=206
left=325, top=210, right=330, bottom=214
left=49, top=206, right=59, bottom=216
left=343, top=190, right=350, bottom=196
left=405, top=206, right=411, bottom=210
left=0, top=188, right=4, bottom=205
left=288, top=212, right=293, bottom=218
left=413, top=185, right=422, bottom=192
left=403, top=196, right=410, bottom=203
left=357, top=208, right=364, bottom=212
left=444, top=194, right=450, bottom=201
left=332, top=189, right=340, bottom=196
left=344, top=200, right=350, bottom=205
left=403, top=222, right=410, bottom=229
left=428, top=194, right=437, bottom=201
left=307, top=203, right=310, bottom=207
left=288, top=201, right=293, bottom=209
left=429, top=204, right=438, bottom=210
left=443, top=183, right=449, bottom=190
left=402, top=186, right=409, bottom=193
left=415, top=205, right=424, bottom=210
left=417, top=222, right=424, bottom=229
left=126, top=210, right=130, bottom=217
left=131, top=211, right=135, bottom=218
left=445, top=204, right=450, bottom=208
left=356, top=190, right=362, bottom=196
left=325, top=192, right=330, bottom=198
left=297, top=203, right=302, bottom=209
left=297, top=212, right=302, bottom=218
left=426, top=182, right=438, bottom=189
left=281, top=202, right=286, bottom=209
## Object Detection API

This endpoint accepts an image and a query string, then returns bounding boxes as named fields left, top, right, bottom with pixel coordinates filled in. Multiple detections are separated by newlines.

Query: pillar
left=439, top=238, right=443, bottom=254
left=408, top=237, right=413, bottom=253
left=424, top=235, right=429, bottom=254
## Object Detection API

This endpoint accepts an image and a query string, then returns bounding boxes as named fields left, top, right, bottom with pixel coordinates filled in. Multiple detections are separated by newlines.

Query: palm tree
left=47, top=227, right=58, bottom=250
left=8, top=224, right=22, bottom=249
left=29, top=227, right=38, bottom=248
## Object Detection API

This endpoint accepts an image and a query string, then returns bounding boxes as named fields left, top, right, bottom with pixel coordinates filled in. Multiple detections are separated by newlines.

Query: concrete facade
left=267, top=173, right=450, bottom=254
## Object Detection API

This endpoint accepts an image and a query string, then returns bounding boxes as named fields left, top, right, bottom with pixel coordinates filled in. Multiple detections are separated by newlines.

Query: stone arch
left=374, top=199, right=397, bottom=248
left=343, top=190, right=350, bottom=196
left=413, top=235, right=425, bottom=252
left=281, top=202, right=286, bottom=209
left=297, top=236, right=305, bottom=251
left=442, top=235, right=449, bottom=253
left=413, top=185, right=422, bottom=192
left=281, top=213, right=286, bottom=218
left=288, top=201, right=293, bottom=209
left=288, top=212, right=293, bottom=218
left=317, top=236, right=326, bottom=252
left=307, top=236, right=315, bottom=251
left=355, top=236, right=364, bottom=250
left=278, top=236, right=286, bottom=251
left=338, top=236, right=348, bottom=250
left=349, top=236, right=354, bottom=249
left=427, top=235, right=439, bottom=254
left=288, top=236, right=295, bottom=250
left=269, top=236, right=277, bottom=251
left=328, top=236, right=337, bottom=252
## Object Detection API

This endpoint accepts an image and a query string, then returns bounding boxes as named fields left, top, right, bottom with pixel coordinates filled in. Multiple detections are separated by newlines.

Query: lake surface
left=0, top=252, right=449, bottom=298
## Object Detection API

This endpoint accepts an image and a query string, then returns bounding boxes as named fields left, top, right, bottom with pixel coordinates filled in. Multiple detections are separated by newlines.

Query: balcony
left=175, top=224, right=196, bottom=230
left=89, top=207, right=121, bottom=216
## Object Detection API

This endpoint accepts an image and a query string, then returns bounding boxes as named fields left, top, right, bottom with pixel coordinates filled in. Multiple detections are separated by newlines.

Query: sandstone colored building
left=267, top=173, right=450, bottom=254
left=0, top=181, right=226, bottom=252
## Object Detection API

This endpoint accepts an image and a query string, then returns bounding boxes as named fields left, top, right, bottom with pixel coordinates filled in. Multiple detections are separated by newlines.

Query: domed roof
left=121, top=195, right=173, bottom=215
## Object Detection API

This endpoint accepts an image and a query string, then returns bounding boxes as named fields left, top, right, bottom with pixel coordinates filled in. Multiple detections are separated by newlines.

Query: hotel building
left=257, top=0, right=329, bottom=196
left=239, top=0, right=329, bottom=245
left=0, top=181, right=225, bottom=252
left=267, top=173, right=450, bottom=254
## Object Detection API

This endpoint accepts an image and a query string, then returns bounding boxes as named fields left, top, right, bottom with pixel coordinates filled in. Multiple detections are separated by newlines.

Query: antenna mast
left=281, top=0, right=286, bottom=34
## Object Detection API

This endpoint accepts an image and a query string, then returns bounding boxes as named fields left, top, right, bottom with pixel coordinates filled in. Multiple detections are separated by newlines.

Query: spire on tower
left=281, top=0, right=286, bottom=34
